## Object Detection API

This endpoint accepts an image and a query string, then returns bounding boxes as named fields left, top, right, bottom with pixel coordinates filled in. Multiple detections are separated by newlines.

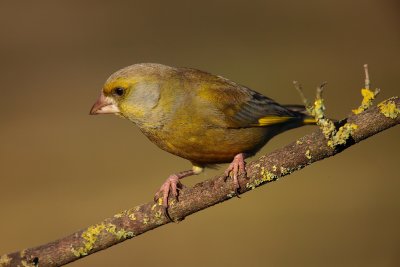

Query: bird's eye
left=113, top=87, right=125, bottom=96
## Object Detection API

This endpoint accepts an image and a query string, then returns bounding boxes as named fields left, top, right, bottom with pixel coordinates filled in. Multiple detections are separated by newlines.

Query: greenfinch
left=90, top=63, right=315, bottom=215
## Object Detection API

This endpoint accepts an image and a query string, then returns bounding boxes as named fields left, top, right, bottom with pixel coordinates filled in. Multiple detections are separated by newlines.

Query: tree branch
left=1, top=93, right=399, bottom=267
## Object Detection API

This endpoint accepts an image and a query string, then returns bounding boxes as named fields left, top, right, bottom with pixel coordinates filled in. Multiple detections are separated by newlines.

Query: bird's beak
left=89, top=92, right=120, bottom=115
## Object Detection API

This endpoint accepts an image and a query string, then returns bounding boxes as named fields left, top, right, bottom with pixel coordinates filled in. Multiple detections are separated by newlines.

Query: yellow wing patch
left=256, top=116, right=294, bottom=126
left=303, top=117, right=317, bottom=125
left=255, top=116, right=316, bottom=126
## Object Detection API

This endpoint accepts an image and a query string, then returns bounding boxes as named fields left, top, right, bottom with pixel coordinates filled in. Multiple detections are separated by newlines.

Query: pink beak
left=89, top=92, right=120, bottom=115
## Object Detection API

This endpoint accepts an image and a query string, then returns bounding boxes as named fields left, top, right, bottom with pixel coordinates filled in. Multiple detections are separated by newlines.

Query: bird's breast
left=139, top=124, right=274, bottom=164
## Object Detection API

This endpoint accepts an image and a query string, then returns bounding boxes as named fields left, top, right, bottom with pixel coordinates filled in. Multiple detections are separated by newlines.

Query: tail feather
left=302, top=117, right=317, bottom=125
left=284, top=104, right=316, bottom=125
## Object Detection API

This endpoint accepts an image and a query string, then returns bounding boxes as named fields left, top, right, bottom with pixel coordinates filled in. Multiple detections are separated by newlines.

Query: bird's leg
left=154, top=165, right=203, bottom=221
left=224, top=153, right=247, bottom=196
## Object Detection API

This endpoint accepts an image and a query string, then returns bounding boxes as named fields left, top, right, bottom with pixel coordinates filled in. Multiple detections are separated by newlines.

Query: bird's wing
left=194, top=74, right=302, bottom=128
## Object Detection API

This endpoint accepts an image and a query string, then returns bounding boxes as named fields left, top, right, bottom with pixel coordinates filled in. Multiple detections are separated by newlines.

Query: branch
left=1, top=94, right=399, bottom=267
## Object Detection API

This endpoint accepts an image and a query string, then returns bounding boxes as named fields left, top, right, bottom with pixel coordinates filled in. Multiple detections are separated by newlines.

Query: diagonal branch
left=1, top=96, right=399, bottom=267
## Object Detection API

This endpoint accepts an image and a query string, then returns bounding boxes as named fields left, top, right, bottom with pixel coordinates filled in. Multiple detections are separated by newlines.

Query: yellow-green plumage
left=97, top=63, right=314, bottom=166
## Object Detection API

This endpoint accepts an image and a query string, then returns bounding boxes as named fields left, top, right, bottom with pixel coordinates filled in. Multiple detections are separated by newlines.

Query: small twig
left=363, top=64, right=380, bottom=96
left=364, top=64, right=370, bottom=89
left=352, top=65, right=380, bottom=115
left=293, top=81, right=309, bottom=107
left=293, top=80, right=327, bottom=109
left=316, top=81, right=328, bottom=100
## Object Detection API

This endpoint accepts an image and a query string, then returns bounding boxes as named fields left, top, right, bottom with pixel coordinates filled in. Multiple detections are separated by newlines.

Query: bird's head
left=90, top=64, right=170, bottom=122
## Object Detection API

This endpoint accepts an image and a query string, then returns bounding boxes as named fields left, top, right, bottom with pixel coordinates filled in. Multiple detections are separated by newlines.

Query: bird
left=90, top=63, right=315, bottom=217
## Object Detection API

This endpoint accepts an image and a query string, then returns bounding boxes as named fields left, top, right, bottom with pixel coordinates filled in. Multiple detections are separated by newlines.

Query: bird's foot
left=154, top=174, right=183, bottom=220
left=154, top=174, right=184, bottom=204
left=224, top=153, right=247, bottom=196
left=154, top=167, right=203, bottom=221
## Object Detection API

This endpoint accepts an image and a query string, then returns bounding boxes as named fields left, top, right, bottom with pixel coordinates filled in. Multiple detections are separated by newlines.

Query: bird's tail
left=284, top=104, right=316, bottom=125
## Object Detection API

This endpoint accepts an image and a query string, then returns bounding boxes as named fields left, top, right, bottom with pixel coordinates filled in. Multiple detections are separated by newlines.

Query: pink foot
left=154, top=167, right=203, bottom=221
left=154, top=174, right=182, bottom=208
left=224, top=153, right=247, bottom=195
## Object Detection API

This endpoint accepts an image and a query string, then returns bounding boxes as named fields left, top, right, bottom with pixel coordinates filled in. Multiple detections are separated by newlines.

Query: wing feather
left=182, top=68, right=303, bottom=128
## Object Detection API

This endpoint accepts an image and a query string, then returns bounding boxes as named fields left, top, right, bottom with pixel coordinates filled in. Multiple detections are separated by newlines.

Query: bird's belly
left=148, top=127, right=273, bottom=164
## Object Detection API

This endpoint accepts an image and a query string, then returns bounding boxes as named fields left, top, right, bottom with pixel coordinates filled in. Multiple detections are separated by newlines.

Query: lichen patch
left=305, top=150, right=312, bottom=160
left=327, top=123, right=358, bottom=148
left=352, top=88, right=378, bottom=114
left=378, top=99, right=400, bottom=119
left=71, top=223, right=134, bottom=257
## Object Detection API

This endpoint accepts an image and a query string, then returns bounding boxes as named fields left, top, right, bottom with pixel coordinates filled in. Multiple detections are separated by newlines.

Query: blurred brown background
left=0, top=1, right=399, bottom=266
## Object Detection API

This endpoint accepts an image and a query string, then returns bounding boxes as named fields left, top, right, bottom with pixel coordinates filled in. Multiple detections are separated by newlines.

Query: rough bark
left=1, top=97, right=399, bottom=267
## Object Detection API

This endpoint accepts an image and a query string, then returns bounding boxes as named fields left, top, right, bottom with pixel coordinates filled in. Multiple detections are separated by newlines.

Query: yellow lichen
left=154, top=210, right=163, bottom=219
left=296, top=140, right=303, bottom=145
left=71, top=223, right=134, bottom=257
left=0, top=254, right=12, bottom=266
left=142, top=216, right=149, bottom=225
left=305, top=150, right=312, bottom=160
left=307, top=97, right=336, bottom=140
left=327, top=123, right=358, bottom=148
left=129, top=212, right=136, bottom=221
left=71, top=224, right=106, bottom=257
left=378, top=99, right=400, bottom=119
left=352, top=88, right=377, bottom=114
left=114, top=209, right=129, bottom=218
left=307, top=89, right=358, bottom=149
left=246, top=167, right=278, bottom=190
left=272, top=165, right=277, bottom=172
left=153, top=210, right=164, bottom=225
left=169, top=199, right=176, bottom=206
left=311, top=98, right=325, bottom=119
left=105, top=223, right=134, bottom=240
left=320, top=119, right=336, bottom=140
left=260, top=167, right=277, bottom=182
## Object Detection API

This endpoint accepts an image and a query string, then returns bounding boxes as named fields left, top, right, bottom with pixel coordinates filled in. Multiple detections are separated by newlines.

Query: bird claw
left=154, top=174, right=183, bottom=221
left=153, top=168, right=201, bottom=221
left=162, top=206, right=173, bottom=222
left=155, top=174, right=183, bottom=205
left=224, top=153, right=247, bottom=197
